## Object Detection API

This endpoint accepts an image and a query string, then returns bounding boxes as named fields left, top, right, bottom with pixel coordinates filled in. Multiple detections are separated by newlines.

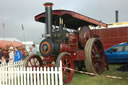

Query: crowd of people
left=0, top=44, right=37, bottom=64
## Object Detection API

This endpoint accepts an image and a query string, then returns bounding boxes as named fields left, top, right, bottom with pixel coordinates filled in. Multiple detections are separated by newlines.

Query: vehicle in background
left=0, top=40, right=25, bottom=63
left=105, top=42, right=128, bottom=63
left=93, top=22, right=128, bottom=50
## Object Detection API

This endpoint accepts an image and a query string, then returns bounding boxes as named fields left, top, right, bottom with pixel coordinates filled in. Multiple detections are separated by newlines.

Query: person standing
left=29, top=47, right=32, bottom=55
left=8, top=47, right=14, bottom=63
left=0, top=48, right=4, bottom=64
left=14, top=47, right=23, bottom=62
left=31, top=44, right=37, bottom=54
left=1, top=56, right=6, bottom=64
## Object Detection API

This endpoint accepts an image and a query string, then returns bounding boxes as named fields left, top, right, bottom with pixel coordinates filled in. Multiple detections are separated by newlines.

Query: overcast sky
left=0, top=0, right=128, bottom=43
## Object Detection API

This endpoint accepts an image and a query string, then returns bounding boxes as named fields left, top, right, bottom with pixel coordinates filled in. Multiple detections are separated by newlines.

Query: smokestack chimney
left=44, top=3, right=53, bottom=36
left=115, top=10, right=119, bottom=22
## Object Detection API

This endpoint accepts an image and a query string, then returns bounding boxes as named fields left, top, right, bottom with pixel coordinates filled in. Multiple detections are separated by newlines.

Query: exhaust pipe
left=44, top=3, right=53, bottom=36
left=115, top=10, right=119, bottom=22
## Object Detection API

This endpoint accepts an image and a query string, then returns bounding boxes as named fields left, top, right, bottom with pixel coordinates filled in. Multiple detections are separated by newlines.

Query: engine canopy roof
left=35, top=10, right=107, bottom=29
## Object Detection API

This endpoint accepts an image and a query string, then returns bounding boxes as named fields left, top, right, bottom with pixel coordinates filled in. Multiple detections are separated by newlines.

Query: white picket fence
left=0, top=61, right=63, bottom=85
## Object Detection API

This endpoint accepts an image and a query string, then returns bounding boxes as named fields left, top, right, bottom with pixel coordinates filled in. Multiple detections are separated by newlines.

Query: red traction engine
left=25, top=3, right=109, bottom=83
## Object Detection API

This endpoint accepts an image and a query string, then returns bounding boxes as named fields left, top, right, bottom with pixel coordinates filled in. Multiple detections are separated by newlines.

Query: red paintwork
left=42, top=56, right=56, bottom=67
left=60, top=33, right=78, bottom=52
left=59, top=33, right=85, bottom=61
left=93, top=26, right=128, bottom=49
left=35, top=10, right=107, bottom=28
left=43, top=56, right=56, bottom=63
left=71, top=50, right=85, bottom=61
left=44, top=3, right=53, bottom=7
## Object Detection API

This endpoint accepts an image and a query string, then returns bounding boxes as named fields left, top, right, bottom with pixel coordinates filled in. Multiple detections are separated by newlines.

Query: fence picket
left=27, top=67, right=29, bottom=85
left=44, top=67, right=47, bottom=85
left=40, top=67, right=43, bottom=85
left=30, top=67, right=33, bottom=85
left=59, top=61, right=63, bottom=85
left=55, top=67, right=58, bottom=85
left=14, top=67, right=17, bottom=85
left=24, top=67, right=26, bottom=85
left=47, top=67, right=50, bottom=85
left=51, top=67, right=54, bottom=85
left=21, top=67, right=23, bottom=85
left=37, top=67, right=40, bottom=85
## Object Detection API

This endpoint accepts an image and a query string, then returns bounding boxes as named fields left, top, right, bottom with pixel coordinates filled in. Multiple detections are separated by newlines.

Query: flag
left=22, top=24, right=24, bottom=30
left=3, top=23, right=4, bottom=29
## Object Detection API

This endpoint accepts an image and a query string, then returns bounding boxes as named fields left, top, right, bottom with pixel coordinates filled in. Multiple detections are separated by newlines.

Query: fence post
left=37, top=67, right=40, bottom=85
left=44, top=67, right=47, bottom=85
left=27, top=67, right=30, bottom=85
left=40, top=67, right=43, bottom=85
left=47, top=67, right=50, bottom=85
left=51, top=67, right=54, bottom=85
left=30, top=67, right=33, bottom=85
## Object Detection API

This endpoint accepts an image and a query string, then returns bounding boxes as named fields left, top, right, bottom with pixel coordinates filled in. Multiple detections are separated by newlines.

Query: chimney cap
left=44, top=2, right=53, bottom=7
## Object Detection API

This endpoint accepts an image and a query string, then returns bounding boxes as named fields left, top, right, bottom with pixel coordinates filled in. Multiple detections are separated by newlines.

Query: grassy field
left=65, top=64, right=128, bottom=85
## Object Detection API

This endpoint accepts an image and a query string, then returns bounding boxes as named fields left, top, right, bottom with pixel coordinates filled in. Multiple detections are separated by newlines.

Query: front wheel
left=24, top=54, right=43, bottom=68
left=56, top=52, right=74, bottom=83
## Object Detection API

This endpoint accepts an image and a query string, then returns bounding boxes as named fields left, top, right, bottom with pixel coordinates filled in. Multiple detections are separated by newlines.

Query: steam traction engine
left=25, top=3, right=109, bottom=83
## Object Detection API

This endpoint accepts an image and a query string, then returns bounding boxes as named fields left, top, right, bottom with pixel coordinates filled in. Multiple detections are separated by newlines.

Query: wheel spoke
left=97, top=58, right=102, bottom=62
left=93, top=44, right=98, bottom=53
left=62, top=59, right=66, bottom=67
left=65, top=71, right=70, bottom=79
left=92, top=59, right=97, bottom=65
left=62, top=63, right=65, bottom=66
left=33, top=58, right=37, bottom=65
left=66, top=59, right=70, bottom=66
left=92, top=55, right=96, bottom=62
left=92, top=48, right=96, bottom=56
left=35, top=58, right=38, bottom=64
left=96, top=65, right=101, bottom=73
left=93, top=63, right=99, bottom=71
left=29, top=59, right=33, bottom=66
left=93, top=58, right=104, bottom=73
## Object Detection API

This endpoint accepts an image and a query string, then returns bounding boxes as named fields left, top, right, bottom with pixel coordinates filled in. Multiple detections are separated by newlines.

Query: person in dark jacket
left=14, top=47, right=23, bottom=62
left=0, top=48, right=4, bottom=64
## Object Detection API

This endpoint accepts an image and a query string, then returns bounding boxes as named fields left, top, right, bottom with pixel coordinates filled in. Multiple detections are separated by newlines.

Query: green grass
left=66, top=64, right=128, bottom=85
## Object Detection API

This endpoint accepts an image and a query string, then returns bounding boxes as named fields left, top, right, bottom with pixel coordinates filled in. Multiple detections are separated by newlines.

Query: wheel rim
left=25, top=54, right=43, bottom=68
left=56, top=52, right=74, bottom=83
left=85, top=38, right=105, bottom=74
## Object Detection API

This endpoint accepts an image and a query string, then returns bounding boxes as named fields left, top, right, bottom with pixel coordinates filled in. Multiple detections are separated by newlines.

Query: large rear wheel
left=56, top=52, right=74, bottom=83
left=85, top=38, right=107, bottom=74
